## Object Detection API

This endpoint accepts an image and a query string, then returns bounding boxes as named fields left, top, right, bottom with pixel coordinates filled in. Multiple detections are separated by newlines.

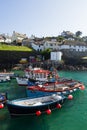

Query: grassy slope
left=0, top=44, right=32, bottom=51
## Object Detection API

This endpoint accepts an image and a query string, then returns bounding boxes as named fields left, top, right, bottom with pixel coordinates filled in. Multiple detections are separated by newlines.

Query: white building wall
left=59, top=44, right=87, bottom=52
left=31, top=43, right=44, bottom=51
left=44, top=41, right=59, bottom=50
left=11, top=31, right=27, bottom=42
left=32, top=43, right=39, bottom=51
left=11, top=33, right=17, bottom=42
left=50, top=51, right=62, bottom=61
left=31, top=40, right=87, bottom=53
left=83, top=46, right=86, bottom=51
left=59, top=45, right=70, bottom=49
left=0, top=39, right=4, bottom=42
left=5, top=38, right=11, bottom=43
left=39, top=45, right=44, bottom=51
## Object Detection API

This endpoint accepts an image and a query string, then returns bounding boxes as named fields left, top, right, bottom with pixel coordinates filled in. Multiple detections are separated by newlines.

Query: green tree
left=75, top=31, right=82, bottom=37
left=41, top=48, right=51, bottom=60
left=57, top=36, right=64, bottom=42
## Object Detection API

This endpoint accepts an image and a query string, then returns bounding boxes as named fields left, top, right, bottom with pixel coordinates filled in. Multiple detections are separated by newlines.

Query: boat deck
left=11, top=95, right=62, bottom=106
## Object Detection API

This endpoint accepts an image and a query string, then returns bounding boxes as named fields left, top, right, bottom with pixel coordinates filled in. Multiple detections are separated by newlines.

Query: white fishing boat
left=16, top=77, right=28, bottom=86
left=0, top=71, right=14, bottom=78
left=0, top=75, right=10, bottom=83
left=25, top=67, right=58, bottom=82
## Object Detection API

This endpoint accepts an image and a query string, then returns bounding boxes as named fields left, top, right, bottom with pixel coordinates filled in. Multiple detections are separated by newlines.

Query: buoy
left=68, top=94, right=73, bottom=100
left=36, top=110, right=41, bottom=116
left=56, top=104, right=62, bottom=109
left=46, top=109, right=51, bottom=115
left=0, top=103, right=4, bottom=109
left=80, top=85, right=85, bottom=90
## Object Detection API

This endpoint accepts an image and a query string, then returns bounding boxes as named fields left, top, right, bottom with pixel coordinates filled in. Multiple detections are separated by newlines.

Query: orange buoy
left=46, top=109, right=51, bottom=115
left=36, top=110, right=41, bottom=116
left=0, top=103, right=4, bottom=109
left=68, top=94, right=73, bottom=100
left=56, top=104, right=62, bottom=109
left=80, top=85, right=85, bottom=90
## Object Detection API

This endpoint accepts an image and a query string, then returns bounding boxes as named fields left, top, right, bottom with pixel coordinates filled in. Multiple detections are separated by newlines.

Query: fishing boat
left=24, top=67, right=81, bottom=85
left=0, top=71, right=14, bottom=78
left=25, top=67, right=59, bottom=82
left=16, top=67, right=51, bottom=86
left=16, top=77, right=28, bottom=86
left=16, top=76, right=46, bottom=86
left=16, top=67, right=58, bottom=86
left=0, top=92, right=7, bottom=109
left=18, top=66, right=74, bottom=86
left=0, top=75, right=10, bottom=83
left=26, top=81, right=85, bottom=98
left=6, top=94, right=66, bottom=117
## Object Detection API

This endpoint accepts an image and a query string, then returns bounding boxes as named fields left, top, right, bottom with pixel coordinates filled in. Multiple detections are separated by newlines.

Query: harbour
left=1, top=0, right=87, bottom=129
left=0, top=70, right=86, bottom=130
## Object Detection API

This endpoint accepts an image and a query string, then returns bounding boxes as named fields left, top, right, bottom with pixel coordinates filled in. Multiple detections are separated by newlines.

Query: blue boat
left=6, top=94, right=66, bottom=117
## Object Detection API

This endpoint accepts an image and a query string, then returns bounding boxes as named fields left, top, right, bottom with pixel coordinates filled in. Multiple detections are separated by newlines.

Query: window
left=50, top=44, right=53, bottom=46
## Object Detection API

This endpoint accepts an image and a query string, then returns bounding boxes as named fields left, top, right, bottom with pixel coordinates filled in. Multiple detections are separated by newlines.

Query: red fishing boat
left=27, top=80, right=85, bottom=95
left=25, top=67, right=59, bottom=82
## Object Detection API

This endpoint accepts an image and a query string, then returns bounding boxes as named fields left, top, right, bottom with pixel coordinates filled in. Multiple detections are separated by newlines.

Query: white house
left=31, top=39, right=60, bottom=51
left=11, top=31, right=27, bottom=43
left=30, top=37, right=87, bottom=53
left=31, top=42, right=44, bottom=51
left=44, top=40, right=60, bottom=50
left=59, top=41, right=87, bottom=52
left=0, top=35, right=5, bottom=42
left=0, top=34, right=11, bottom=43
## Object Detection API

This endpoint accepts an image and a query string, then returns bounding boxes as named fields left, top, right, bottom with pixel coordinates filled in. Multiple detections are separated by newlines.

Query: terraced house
left=30, top=37, right=87, bottom=52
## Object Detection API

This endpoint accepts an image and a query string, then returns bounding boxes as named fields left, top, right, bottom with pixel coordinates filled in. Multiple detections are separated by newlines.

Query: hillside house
left=11, top=31, right=27, bottom=44
left=59, top=41, right=87, bottom=52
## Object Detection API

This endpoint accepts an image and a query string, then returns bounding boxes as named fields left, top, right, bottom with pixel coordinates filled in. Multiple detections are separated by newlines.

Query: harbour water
left=0, top=70, right=87, bottom=130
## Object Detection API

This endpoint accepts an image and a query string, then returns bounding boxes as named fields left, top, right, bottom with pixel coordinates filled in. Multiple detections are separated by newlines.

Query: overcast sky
left=0, top=0, right=87, bottom=37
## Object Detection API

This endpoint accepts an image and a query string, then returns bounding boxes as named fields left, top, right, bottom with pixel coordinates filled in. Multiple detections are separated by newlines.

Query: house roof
left=62, top=40, right=87, bottom=46
left=0, top=35, right=5, bottom=40
left=13, top=31, right=27, bottom=39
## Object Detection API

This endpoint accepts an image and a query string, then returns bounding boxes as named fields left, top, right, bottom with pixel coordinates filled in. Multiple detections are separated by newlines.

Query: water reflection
left=5, top=115, right=49, bottom=130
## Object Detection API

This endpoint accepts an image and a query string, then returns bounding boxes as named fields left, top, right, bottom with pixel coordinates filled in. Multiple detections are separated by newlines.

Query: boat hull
left=26, top=89, right=73, bottom=98
left=26, top=83, right=80, bottom=98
